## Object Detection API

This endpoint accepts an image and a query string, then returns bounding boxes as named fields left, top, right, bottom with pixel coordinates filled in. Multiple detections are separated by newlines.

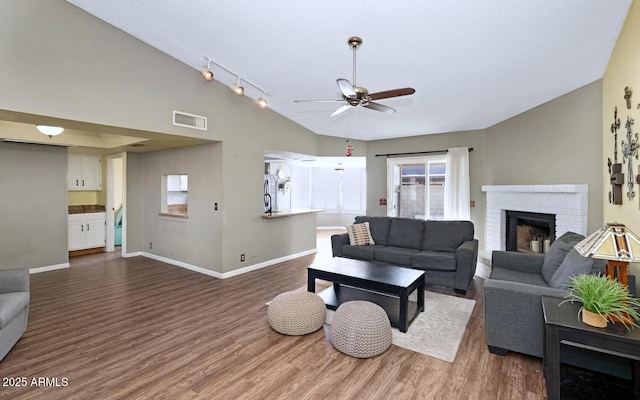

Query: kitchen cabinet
left=68, top=212, right=106, bottom=251
left=68, top=154, right=102, bottom=190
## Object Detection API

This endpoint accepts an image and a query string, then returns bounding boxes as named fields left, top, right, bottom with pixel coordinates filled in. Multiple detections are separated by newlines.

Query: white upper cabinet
left=68, top=154, right=102, bottom=191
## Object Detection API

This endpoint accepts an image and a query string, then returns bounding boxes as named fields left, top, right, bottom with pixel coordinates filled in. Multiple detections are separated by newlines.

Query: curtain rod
left=375, top=147, right=474, bottom=158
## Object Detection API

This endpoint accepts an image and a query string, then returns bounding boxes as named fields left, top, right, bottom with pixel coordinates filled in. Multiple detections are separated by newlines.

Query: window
left=311, top=166, right=366, bottom=214
left=161, top=174, right=188, bottom=217
left=387, top=156, right=446, bottom=220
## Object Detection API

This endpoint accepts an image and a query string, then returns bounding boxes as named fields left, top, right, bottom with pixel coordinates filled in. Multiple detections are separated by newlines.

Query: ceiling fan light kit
left=295, top=36, right=415, bottom=117
left=200, top=57, right=269, bottom=109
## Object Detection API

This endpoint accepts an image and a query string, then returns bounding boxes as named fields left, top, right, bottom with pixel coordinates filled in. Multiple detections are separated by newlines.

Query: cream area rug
left=268, top=288, right=476, bottom=363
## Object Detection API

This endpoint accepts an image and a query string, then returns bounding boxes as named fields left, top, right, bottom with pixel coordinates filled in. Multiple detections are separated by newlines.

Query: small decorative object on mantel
left=346, top=140, right=354, bottom=157
left=624, top=86, right=633, bottom=109
left=621, top=116, right=639, bottom=201
left=608, top=106, right=623, bottom=205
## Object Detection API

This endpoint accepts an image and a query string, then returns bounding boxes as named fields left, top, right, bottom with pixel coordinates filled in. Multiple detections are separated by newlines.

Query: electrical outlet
left=149, top=242, right=153, bottom=249
left=240, top=253, right=245, bottom=262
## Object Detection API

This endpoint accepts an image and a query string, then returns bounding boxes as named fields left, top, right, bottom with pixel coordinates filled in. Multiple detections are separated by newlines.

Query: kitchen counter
left=68, top=205, right=106, bottom=214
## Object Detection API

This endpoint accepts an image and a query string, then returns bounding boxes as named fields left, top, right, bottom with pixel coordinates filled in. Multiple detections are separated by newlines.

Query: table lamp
left=574, top=222, right=640, bottom=323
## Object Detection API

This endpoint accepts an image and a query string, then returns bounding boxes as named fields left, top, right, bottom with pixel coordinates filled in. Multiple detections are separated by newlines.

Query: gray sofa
left=331, top=216, right=478, bottom=294
left=0, top=268, right=30, bottom=361
left=484, top=231, right=636, bottom=378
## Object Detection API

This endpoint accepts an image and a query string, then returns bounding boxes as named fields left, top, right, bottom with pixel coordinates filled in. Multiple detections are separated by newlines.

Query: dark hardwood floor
left=0, top=231, right=546, bottom=399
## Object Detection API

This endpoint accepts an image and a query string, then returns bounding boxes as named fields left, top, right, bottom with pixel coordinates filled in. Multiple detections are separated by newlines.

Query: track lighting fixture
left=36, top=125, right=64, bottom=138
left=201, top=59, right=214, bottom=81
left=230, top=77, right=244, bottom=95
left=256, top=93, right=268, bottom=109
left=201, top=56, right=270, bottom=108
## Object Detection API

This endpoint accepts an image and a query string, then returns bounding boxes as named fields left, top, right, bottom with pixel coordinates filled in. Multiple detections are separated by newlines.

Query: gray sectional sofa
left=0, top=268, right=30, bottom=361
left=331, top=216, right=478, bottom=294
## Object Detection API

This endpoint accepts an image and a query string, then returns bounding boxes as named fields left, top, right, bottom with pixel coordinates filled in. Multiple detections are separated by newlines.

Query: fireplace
left=505, top=210, right=556, bottom=253
left=482, top=184, right=588, bottom=254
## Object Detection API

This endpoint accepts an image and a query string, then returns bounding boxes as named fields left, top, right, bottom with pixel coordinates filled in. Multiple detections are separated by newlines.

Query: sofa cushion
left=374, top=246, right=420, bottom=266
left=541, top=231, right=585, bottom=285
left=341, top=245, right=378, bottom=261
left=410, top=251, right=457, bottom=271
left=548, top=248, right=595, bottom=289
left=387, top=218, right=424, bottom=249
left=423, top=220, right=474, bottom=252
left=355, top=216, right=391, bottom=246
left=0, top=292, right=29, bottom=329
left=346, top=222, right=375, bottom=246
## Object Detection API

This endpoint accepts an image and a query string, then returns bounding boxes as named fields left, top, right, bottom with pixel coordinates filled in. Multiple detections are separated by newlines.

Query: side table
left=541, top=295, right=640, bottom=400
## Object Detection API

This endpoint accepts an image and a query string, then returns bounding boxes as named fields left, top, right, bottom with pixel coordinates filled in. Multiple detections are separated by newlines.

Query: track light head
left=256, top=96, right=268, bottom=108
left=231, top=77, right=244, bottom=95
left=201, top=66, right=214, bottom=81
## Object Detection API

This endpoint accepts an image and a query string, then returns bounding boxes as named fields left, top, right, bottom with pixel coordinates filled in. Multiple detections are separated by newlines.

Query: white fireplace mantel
left=481, top=184, right=588, bottom=253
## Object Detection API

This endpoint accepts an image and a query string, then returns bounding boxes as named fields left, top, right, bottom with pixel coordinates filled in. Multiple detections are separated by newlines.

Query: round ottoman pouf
left=268, top=290, right=326, bottom=335
left=330, top=301, right=392, bottom=358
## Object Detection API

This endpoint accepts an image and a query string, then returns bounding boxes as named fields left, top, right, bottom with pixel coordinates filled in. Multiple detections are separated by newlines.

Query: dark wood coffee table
left=307, top=258, right=425, bottom=333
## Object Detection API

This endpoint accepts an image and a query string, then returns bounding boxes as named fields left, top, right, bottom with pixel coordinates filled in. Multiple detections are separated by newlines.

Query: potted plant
left=562, top=274, right=640, bottom=329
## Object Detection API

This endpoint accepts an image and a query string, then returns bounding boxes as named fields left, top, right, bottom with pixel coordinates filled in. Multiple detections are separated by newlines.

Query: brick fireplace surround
left=481, top=185, right=589, bottom=255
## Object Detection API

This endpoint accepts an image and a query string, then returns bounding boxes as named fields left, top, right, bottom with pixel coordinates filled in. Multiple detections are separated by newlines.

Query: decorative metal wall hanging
left=621, top=116, right=639, bottom=201
left=624, top=86, right=633, bottom=109
left=608, top=106, right=623, bottom=204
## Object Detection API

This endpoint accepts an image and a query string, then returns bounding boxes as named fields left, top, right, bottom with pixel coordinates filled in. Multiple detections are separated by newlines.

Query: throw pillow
left=548, top=248, right=595, bottom=289
left=541, top=231, right=585, bottom=285
left=346, top=222, right=375, bottom=246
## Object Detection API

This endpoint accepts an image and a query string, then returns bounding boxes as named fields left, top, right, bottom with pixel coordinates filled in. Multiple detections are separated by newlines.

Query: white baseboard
left=29, top=263, right=70, bottom=274
left=139, top=249, right=317, bottom=280
left=221, top=249, right=317, bottom=279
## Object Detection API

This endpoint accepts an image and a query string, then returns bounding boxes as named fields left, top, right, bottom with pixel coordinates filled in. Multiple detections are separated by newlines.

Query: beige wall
left=0, top=142, right=68, bottom=269
left=485, top=80, right=604, bottom=234
left=602, top=0, right=640, bottom=292
left=0, top=0, right=319, bottom=272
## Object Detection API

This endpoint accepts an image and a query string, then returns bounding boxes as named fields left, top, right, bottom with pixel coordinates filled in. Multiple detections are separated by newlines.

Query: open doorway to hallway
left=106, top=154, right=124, bottom=256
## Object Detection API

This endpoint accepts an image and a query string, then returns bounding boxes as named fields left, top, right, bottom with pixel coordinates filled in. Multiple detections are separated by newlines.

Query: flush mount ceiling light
left=36, top=125, right=64, bottom=137
left=201, top=59, right=214, bottom=81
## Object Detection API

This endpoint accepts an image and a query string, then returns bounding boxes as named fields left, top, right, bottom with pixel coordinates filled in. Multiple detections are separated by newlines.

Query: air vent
left=173, top=111, right=207, bottom=131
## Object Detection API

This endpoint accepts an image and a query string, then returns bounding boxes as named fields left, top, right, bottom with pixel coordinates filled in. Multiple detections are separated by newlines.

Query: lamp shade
left=574, top=223, right=640, bottom=262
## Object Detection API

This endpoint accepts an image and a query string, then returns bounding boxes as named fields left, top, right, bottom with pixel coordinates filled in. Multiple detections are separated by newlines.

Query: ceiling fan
left=295, top=37, right=416, bottom=117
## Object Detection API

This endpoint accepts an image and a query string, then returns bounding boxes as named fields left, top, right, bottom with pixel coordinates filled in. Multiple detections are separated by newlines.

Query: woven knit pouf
left=268, top=290, right=326, bottom=335
left=330, top=301, right=392, bottom=358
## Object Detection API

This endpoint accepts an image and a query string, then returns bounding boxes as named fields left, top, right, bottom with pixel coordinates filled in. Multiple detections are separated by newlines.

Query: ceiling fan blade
left=364, top=101, right=396, bottom=113
left=331, top=104, right=351, bottom=117
left=294, top=99, right=343, bottom=103
left=336, top=79, right=357, bottom=98
left=368, top=88, right=416, bottom=101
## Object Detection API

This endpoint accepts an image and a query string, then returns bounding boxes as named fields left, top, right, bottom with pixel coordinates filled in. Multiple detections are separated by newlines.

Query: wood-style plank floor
left=0, top=231, right=545, bottom=399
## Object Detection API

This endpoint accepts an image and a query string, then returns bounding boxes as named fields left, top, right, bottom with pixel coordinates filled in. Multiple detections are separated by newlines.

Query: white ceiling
left=66, top=0, right=631, bottom=141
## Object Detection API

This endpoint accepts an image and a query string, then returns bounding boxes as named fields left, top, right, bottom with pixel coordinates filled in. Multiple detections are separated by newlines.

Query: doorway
left=386, top=155, right=447, bottom=219
left=106, top=153, right=125, bottom=255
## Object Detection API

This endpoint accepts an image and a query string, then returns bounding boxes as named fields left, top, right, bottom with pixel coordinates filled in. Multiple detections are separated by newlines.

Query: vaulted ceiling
left=66, top=0, right=631, bottom=141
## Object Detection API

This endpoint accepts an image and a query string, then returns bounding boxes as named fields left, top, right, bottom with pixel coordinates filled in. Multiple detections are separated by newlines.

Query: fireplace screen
left=505, top=210, right=556, bottom=253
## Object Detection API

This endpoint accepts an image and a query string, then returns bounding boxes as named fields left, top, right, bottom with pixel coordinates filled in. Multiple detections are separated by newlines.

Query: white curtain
left=444, top=147, right=470, bottom=220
